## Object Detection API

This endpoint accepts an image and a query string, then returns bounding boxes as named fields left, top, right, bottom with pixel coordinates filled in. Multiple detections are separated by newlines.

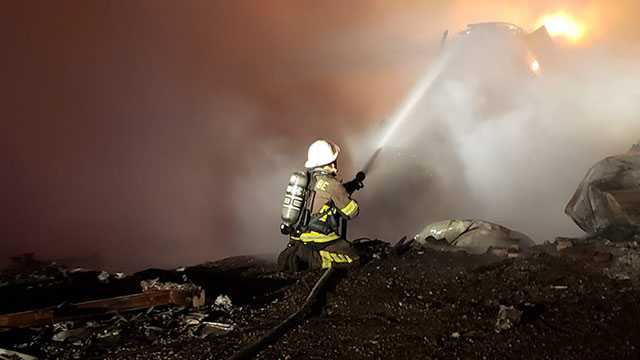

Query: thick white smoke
left=349, top=35, right=640, bottom=243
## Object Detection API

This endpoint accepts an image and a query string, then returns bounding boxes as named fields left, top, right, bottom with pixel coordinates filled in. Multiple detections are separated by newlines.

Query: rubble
left=2, top=241, right=640, bottom=359
left=183, top=312, right=207, bottom=327
left=0, top=284, right=205, bottom=328
left=140, top=278, right=193, bottom=291
left=0, top=347, right=36, bottom=360
left=0, top=254, right=68, bottom=290
left=113, top=273, right=126, bottom=280
left=214, top=295, right=233, bottom=312
left=495, top=305, right=523, bottom=332
left=565, top=149, right=640, bottom=235
left=0, top=255, right=292, bottom=359
left=197, top=322, right=235, bottom=338
left=97, top=271, right=110, bottom=283
left=52, top=325, right=90, bottom=343
left=555, top=237, right=574, bottom=251
left=414, top=219, right=535, bottom=254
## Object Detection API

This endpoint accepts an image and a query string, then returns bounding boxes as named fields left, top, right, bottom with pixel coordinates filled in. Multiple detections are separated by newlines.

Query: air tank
left=281, top=171, right=309, bottom=229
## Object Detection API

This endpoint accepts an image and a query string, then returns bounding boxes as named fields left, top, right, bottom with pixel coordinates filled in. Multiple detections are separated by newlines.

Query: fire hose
left=227, top=267, right=335, bottom=360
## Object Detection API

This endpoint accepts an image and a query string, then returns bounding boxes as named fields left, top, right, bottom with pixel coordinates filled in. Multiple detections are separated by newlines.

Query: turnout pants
left=278, top=238, right=360, bottom=272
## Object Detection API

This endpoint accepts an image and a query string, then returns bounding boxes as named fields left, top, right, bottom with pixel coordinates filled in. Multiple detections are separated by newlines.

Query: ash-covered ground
left=2, top=234, right=640, bottom=360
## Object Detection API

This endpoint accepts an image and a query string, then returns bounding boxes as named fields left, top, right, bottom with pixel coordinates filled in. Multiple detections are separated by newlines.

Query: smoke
left=333, top=0, right=640, bottom=244
left=349, top=5, right=640, bottom=242
left=1, top=1, right=639, bottom=271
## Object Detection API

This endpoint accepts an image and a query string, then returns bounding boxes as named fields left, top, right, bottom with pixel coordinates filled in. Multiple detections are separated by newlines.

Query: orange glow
left=537, top=12, right=586, bottom=43
left=530, top=59, right=541, bottom=75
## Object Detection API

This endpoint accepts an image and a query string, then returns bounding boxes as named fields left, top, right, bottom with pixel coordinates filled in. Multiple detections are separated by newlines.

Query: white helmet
left=305, top=139, right=341, bottom=169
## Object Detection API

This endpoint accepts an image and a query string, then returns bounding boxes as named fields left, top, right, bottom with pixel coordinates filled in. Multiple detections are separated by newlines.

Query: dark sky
left=1, top=1, right=441, bottom=270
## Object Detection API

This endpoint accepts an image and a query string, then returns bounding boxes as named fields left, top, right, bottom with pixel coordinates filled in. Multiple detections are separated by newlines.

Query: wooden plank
left=0, top=347, right=37, bottom=360
left=0, top=288, right=204, bottom=329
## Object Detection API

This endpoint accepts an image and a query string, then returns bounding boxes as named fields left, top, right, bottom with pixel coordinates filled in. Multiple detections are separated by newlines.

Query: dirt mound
left=252, top=248, right=640, bottom=360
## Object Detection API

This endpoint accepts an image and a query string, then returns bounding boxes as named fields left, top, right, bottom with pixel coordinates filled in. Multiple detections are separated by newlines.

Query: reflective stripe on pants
left=319, top=250, right=353, bottom=269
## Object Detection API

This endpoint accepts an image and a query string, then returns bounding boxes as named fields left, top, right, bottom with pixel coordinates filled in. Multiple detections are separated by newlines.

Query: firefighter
left=278, top=140, right=363, bottom=272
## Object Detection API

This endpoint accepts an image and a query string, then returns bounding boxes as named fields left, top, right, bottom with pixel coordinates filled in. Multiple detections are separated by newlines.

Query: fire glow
left=530, top=59, right=541, bottom=75
left=537, top=12, right=586, bottom=43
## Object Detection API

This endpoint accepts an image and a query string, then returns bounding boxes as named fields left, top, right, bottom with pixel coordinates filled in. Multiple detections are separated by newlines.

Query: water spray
left=360, top=50, right=452, bottom=175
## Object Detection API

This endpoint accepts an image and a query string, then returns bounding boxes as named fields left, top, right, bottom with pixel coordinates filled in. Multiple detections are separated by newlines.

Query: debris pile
left=565, top=150, right=640, bottom=235
left=4, top=236, right=640, bottom=359
left=0, top=256, right=292, bottom=359
left=414, top=219, right=534, bottom=254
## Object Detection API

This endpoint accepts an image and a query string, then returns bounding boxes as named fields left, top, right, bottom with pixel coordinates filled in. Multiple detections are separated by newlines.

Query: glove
left=343, top=171, right=366, bottom=195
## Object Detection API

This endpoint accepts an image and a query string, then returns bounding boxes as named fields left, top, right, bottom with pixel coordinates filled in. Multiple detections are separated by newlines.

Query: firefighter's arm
left=329, top=180, right=360, bottom=219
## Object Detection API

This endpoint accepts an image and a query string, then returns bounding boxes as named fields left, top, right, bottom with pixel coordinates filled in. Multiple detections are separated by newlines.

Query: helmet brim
left=304, top=147, right=340, bottom=169
left=304, top=153, right=338, bottom=168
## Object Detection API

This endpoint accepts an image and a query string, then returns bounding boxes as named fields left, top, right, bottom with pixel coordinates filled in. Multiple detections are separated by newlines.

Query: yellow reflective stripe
left=319, top=251, right=333, bottom=268
left=319, top=204, right=328, bottom=221
left=319, top=251, right=352, bottom=268
left=299, top=231, right=340, bottom=243
left=340, top=200, right=359, bottom=217
left=319, top=204, right=336, bottom=221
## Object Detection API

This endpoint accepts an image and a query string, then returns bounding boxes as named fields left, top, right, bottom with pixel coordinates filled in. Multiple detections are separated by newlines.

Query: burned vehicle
left=447, top=22, right=555, bottom=75
left=439, top=22, right=556, bottom=116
